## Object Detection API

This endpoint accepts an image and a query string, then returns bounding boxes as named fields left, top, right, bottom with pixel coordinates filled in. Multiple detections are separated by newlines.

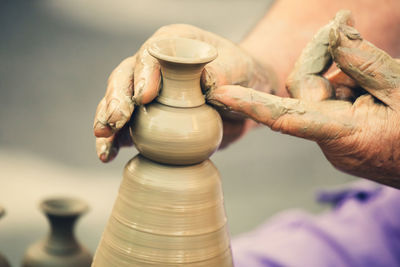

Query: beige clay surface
left=131, top=38, right=222, bottom=165
left=92, top=156, right=232, bottom=266
left=93, top=38, right=232, bottom=266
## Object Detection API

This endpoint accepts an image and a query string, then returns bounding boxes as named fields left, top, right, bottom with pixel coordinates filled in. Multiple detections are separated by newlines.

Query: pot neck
left=44, top=213, right=81, bottom=254
left=156, top=60, right=206, bottom=108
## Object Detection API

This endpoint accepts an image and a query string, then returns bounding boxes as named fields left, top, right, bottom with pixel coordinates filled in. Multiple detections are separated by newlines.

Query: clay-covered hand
left=93, top=24, right=276, bottom=162
left=207, top=10, right=400, bottom=188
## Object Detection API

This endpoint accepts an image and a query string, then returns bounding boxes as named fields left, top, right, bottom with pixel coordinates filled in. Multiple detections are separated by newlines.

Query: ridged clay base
left=92, top=155, right=233, bottom=267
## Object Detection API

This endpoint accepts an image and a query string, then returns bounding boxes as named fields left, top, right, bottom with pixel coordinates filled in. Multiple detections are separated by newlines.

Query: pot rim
left=40, top=197, right=89, bottom=217
left=148, top=37, right=218, bottom=65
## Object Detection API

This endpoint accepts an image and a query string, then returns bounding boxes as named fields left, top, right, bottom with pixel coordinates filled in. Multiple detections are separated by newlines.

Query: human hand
left=93, top=24, right=276, bottom=162
left=207, top=10, right=400, bottom=188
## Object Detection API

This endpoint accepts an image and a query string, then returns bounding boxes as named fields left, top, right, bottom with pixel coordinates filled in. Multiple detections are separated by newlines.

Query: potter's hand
left=93, top=24, right=275, bottom=162
left=207, top=10, right=400, bottom=188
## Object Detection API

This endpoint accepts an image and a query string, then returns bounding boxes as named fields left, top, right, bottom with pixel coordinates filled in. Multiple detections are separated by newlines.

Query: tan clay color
left=92, top=38, right=233, bottom=266
left=131, top=38, right=222, bottom=165
left=22, top=197, right=92, bottom=267
left=131, top=103, right=222, bottom=165
left=148, top=37, right=217, bottom=107
left=92, top=156, right=233, bottom=266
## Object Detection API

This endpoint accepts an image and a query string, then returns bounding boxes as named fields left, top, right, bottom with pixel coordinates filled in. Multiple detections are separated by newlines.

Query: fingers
left=95, top=125, right=133, bottom=162
left=208, top=85, right=355, bottom=142
left=329, top=25, right=400, bottom=107
left=94, top=48, right=161, bottom=163
left=96, top=136, right=119, bottom=163
left=287, top=75, right=333, bottom=102
left=133, top=48, right=161, bottom=105
left=94, top=49, right=161, bottom=140
left=94, top=56, right=136, bottom=137
left=286, top=10, right=354, bottom=102
left=93, top=97, right=113, bottom=137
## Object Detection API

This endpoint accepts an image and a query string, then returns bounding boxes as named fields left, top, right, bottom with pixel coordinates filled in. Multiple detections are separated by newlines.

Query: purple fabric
left=232, top=181, right=400, bottom=267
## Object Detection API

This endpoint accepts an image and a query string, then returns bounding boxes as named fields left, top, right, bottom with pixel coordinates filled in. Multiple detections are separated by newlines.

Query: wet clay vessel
left=0, top=207, right=10, bottom=267
left=22, top=197, right=92, bottom=267
left=131, top=38, right=223, bottom=165
left=92, top=38, right=233, bottom=266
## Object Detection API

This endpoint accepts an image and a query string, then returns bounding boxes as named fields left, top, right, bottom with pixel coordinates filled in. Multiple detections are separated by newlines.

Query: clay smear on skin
left=226, top=88, right=306, bottom=120
left=329, top=24, right=400, bottom=108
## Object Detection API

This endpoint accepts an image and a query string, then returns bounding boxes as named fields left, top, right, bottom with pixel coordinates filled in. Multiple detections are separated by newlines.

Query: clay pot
left=0, top=207, right=10, bottom=267
left=22, top=197, right=92, bottom=267
left=92, top=156, right=233, bottom=266
left=92, top=37, right=233, bottom=266
left=130, top=37, right=223, bottom=165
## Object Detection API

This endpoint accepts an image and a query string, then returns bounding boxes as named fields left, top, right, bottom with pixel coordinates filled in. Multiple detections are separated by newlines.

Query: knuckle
left=270, top=116, right=288, bottom=134
left=358, top=53, right=385, bottom=76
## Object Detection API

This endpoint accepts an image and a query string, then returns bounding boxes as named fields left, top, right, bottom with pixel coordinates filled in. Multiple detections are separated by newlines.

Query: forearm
left=240, top=0, right=400, bottom=96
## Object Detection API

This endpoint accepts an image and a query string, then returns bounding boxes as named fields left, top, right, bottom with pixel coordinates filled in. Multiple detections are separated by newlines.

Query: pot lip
left=148, top=37, right=218, bottom=65
left=40, top=197, right=89, bottom=216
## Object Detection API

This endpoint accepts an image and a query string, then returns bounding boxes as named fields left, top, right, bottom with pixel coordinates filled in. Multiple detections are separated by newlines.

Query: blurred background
left=0, top=0, right=355, bottom=265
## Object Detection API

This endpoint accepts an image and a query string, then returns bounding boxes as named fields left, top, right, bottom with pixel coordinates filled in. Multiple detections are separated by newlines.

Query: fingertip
left=96, top=137, right=119, bottom=163
left=100, top=150, right=118, bottom=162
left=99, top=152, right=116, bottom=163
left=207, top=85, right=238, bottom=102
left=201, top=66, right=219, bottom=92
left=287, top=75, right=332, bottom=102
left=99, top=153, right=108, bottom=163
left=212, top=85, right=262, bottom=114
left=334, top=10, right=354, bottom=27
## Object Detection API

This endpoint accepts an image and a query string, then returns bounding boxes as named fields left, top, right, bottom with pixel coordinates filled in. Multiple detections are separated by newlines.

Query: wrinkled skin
left=93, top=24, right=276, bottom=162
left=208, top=11, right=400, bottom=188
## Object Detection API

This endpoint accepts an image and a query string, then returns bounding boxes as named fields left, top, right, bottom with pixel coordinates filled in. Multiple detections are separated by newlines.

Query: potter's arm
left=239, top=0, right=400, bottom=96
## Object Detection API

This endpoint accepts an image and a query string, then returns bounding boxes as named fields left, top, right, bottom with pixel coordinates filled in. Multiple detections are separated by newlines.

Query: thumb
left=133, top=47, right=161, bottom=105
left=286, top=10, right=354, bottom=102
left=329, top=25, right=400, bottom=108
